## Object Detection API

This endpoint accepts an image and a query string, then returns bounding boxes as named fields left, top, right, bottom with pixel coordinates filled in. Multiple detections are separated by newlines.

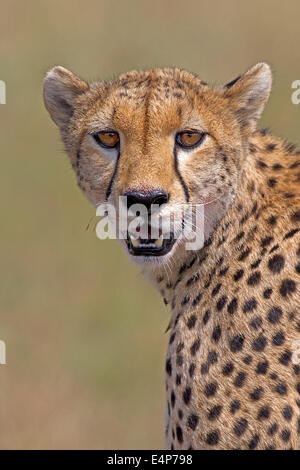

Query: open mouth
left=126, top=229, right=176, bottom=257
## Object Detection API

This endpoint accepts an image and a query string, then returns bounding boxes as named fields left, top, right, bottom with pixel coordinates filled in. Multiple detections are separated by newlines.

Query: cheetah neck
left=143, top=134, right=271, bottom=323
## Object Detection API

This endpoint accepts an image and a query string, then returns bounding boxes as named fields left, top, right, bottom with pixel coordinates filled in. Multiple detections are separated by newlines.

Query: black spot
left=282, top=405, right=293, bottom=421
left=219, top=266, right=229, bottom=276
left=216, top=296, right=227, bottom=311
left=294, top=364, right=300, bottom=375
left=256, top=361, right=269, bottom=375
left=267, top=307, right=283, bottom=324
left=251, top=258, right=261, bottom=269
left=258, top=405, right=271, bottom=420
left=275, top=382, right=287, bottom=395
left=186, top=273, right=200, bottom=287
left=249, top=143, right=257, bottom=153
left=266, top=143, right=276, bottom=151
left=243, top=355, right=253, bottom=365
left=279, top=279, right=296, bottom=298
left=267, top=423, right=278, bottom=436
left=212, top=283, right=221, bottom=297
left=203, top=310, right=211, bottom=325
left=192, top=293, right=202, bottom=306
left=250, top=316, right=263, bottom=330
left=268, top=178, right=277, bottom=188
left=250, top=387, right=263, bottom=401
left=247, top=271, right=261, bottom=286
left=187, top=315, right=197, bottom=329
left=183, top=387, right=192, bottom=405
left=189, top=363, right=196, bottom=378
left=257, top=160, right=268, bottom=169
left=205, top=430, right=220, bottom=446
left=222, top=362, right=234, bottom=376
left=176, top=354, right=184, bottom=367
left=284, top=228, right=299, bottom=240
left=243, top=298, right=257, bottom=313
left=233, top=269, right=244, bottom=282
left=234, top=371, right=247, bottom=388
left=248, top=434, right=260, bottom=450
left=269, top=244, right=279, bottom=254
left=230, top=334, right=245, bottom=353
left=212, top=326, right=222, bottom=342
left=187, top=414, right=199, bottom=431
left=261, top=236, right=274, bottom=248
left=230, top=400, right=241, bottom=414
left=176, top=425, right=183, bottom=443
left=169, top=332, right=176, bottom=344
left=204, top=382, right=218, bottom=397
left=166, top=358, right=172, bottom=376
left=233, top=418, right=248, bottom=436
left=227, top=298, right=238, bottom=314
left=171, top=390, right=176, bottom=408
left=272, top=331, right=285, bottom=346
left=208, top=405, right=223, bottom=420
left=238, top=247, right=251, bottom=261
left=268, top=255, right=285, bottom=273
left=252, top=334, right=267, bottom=351
left=291, top=210, right=300, bottom=223
left=181, top=295, right=190, bottom=306
left=176, top=374, right=181, bottom=386
left=267, top=215, right=277, bottom=226
left=279, top=350, right=292, bottom=366
left=207, top=350, right=218, bottom=365
left=190, top=338, right=201, bottom=356
left=281, top=429, right=291, bottom=442
left=263, top=288, right=273, bottom=299
left=178, top=409, right=183, bottom=420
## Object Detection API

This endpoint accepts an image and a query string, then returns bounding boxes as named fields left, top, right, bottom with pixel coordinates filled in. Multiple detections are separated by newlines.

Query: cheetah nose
left=124, top=190, right=169, bottom=211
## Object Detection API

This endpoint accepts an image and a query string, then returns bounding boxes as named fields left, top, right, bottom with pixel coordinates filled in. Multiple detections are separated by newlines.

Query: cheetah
left=44, top=63, right=300, bottom=450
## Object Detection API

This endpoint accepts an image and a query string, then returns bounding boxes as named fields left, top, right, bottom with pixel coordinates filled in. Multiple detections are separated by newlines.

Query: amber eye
left=176, top=131, right=205, bottom=149
left=94, top=131, right=119, bottom=148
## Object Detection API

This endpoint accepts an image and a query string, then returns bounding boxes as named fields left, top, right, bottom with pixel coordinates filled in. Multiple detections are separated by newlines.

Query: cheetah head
left=44, top=63, right=271, bottom=267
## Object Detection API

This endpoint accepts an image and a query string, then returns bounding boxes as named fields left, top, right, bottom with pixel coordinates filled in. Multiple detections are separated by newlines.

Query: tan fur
left=44, top=64, right=300, bottom=449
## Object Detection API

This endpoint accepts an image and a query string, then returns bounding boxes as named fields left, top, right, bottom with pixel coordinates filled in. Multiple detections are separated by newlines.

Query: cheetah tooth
left=154, top=235, right=164, bottom=248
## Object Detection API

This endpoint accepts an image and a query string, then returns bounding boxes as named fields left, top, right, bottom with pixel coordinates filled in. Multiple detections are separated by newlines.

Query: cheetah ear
left=224, top=63, right=272, bottom=131
left=43, top=66, right=89, bottom=131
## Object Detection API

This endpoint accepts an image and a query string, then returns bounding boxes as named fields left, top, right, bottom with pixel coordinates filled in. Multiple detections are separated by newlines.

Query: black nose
left=124, top=190, right=169, bottom=211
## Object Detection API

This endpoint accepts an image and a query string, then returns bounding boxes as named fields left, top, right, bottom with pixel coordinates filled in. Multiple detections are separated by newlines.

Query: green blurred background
left=0, top=0, right=300, bottom=449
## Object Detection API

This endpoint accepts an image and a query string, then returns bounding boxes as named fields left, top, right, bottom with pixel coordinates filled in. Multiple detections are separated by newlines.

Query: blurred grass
left=0, top=0, right=300, bottom=449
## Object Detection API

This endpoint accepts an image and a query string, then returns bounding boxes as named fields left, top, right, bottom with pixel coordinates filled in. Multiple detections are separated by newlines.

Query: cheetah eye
left=176, top=131, right=205, bottom=149
left=93, top=131, right=120, bottom=149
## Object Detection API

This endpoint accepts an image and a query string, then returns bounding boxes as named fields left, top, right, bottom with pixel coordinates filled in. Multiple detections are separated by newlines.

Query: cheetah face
left=44, top=64, right=271, bottom=266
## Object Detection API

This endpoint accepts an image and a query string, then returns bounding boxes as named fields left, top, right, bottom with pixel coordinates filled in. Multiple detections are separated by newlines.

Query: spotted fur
left=44, top=63, right=300, bottom=449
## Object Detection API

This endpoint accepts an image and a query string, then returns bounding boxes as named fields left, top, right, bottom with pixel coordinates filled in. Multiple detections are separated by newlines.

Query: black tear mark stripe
left=174, top=146, right=190, bottom=202
left=76, top=137, right=120, bottom=201
left=105, top=144, right=121, bottom=201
